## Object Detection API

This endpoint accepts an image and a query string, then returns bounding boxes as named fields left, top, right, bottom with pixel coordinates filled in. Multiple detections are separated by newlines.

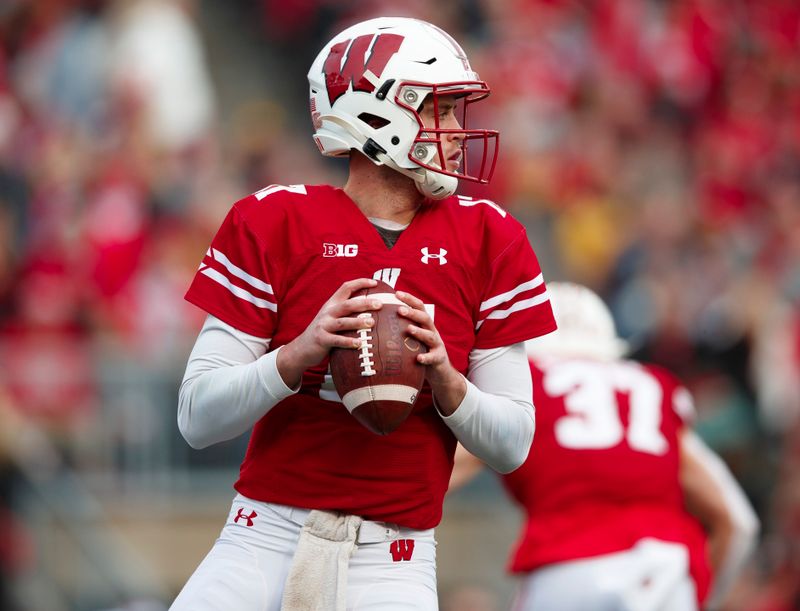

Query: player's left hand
left=395, top=290, right=466, bottom=415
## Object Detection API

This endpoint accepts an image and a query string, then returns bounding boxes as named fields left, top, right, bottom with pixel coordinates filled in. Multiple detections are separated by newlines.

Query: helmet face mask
left=397, top=81, right=498, bottom=186
left=307, top=17, right=499, bottom=199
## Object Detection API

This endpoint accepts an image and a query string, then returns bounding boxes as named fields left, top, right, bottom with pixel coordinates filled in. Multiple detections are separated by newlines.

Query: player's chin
left=445, top=153, right=462, bottom=171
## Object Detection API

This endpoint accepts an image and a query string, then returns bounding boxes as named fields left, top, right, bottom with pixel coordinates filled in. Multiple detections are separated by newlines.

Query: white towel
left=281, top=510, right=363, bottom=611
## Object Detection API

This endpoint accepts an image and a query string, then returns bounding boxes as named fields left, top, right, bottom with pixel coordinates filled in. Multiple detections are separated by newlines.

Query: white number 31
left=543, top=361, right=669, bottom=455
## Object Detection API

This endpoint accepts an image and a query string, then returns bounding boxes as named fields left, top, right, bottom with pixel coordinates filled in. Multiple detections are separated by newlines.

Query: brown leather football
left=330, top=280, right=427, bottom=435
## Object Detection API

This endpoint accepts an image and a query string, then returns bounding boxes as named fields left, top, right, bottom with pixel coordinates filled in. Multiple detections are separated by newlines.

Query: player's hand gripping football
left=395, top=290, right=467, bottom=416
left=277, top=278, right=381, bottom=388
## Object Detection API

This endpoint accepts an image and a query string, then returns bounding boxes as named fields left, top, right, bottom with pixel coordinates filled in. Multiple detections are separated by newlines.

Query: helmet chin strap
left=374, top=152, right=456, bottom=199
left=379, top=144, right=458, bottom=200
left=319, top=113, right=459, bottom=200
left=413, top=168, right=458, bottom=199
left=364, top=146, right=458, bottom=200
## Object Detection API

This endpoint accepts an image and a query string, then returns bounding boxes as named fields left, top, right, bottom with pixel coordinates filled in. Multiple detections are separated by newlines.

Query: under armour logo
left=234, top=508, right=257, bottom=527
left=420, top=247, right=447, bottom=265
left=390, top=539, right=415, bottom=562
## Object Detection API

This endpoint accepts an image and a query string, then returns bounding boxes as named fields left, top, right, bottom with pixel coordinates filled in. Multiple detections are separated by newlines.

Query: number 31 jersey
left=184, top=184, right=556, bottom=529
left=502, top=356, right=711, bottom=603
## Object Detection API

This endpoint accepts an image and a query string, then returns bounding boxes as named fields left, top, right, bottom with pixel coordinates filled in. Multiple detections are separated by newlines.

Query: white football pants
left=511, top=538, right=699, bottom=611
left=169, top=493, right=438, bottom=610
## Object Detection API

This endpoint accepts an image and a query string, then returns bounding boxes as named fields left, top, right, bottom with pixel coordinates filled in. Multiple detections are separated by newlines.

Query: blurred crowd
left=0, top=0, right=798, bottom=609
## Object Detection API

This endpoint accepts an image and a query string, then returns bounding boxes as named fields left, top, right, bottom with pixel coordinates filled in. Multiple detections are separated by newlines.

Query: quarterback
left=171, top=17, right=556, bottom=610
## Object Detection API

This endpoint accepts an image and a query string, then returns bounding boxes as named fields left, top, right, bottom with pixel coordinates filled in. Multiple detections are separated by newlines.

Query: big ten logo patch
left=389, top=539, right=415, bottom=562
left=323, top=243, right=359, bottom=257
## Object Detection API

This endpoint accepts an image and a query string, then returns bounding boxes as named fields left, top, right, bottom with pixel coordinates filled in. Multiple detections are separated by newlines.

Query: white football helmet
left=527, top=282, right=629, bottom=361
left=307, top=17, right=499, bottom=199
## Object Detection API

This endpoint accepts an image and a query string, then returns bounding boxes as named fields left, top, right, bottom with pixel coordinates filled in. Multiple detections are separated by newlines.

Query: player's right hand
left=276, top=278, right=382, bottom=387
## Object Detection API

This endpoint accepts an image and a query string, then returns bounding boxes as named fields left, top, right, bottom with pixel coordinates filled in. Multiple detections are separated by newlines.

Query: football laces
left=356, top=313, right=376, bottom=376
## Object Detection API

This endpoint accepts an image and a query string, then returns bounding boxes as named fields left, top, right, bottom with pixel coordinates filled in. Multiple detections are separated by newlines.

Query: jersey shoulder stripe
left=480, top=274, right=545, bottom=312
left=476, top=274, right=549, bottom=330
left=253, top=184, right=309, bottom=202
left=456, top=194, right=507, bottom=218
left=199, top=246, right=277, bottom=312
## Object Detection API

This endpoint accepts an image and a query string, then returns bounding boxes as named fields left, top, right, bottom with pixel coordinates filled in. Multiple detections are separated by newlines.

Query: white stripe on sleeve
left=210, top=248, right=273, bottom=294
left=480, top=274, right=545, bottom=312
left=476, top=292, right=550, bottom=330
left=200, top=268, right=277, bottom=311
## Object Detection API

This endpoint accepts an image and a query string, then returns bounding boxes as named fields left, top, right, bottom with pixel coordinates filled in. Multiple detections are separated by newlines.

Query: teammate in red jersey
left=451, top=282, right=759, bottom=611
left=171, top=17, right=556, bottom=611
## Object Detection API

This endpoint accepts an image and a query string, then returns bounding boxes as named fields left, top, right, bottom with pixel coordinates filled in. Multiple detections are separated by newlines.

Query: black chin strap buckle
left=362, top=138, right=387, bottom=161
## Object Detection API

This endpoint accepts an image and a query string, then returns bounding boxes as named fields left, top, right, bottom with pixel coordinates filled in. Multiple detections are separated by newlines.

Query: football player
left=171, top=17, right=556, bottom=611
left=450, top=282, right=759, bottom=611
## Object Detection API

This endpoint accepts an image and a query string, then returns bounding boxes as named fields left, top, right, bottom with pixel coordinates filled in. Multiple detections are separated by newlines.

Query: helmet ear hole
left=358, top=113, right=390, bottom=129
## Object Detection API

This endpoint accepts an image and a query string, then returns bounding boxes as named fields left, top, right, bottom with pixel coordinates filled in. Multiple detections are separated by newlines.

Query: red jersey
left=185, top=184, right=556, bottom=529
left=503, top=356, right=712, bottom=604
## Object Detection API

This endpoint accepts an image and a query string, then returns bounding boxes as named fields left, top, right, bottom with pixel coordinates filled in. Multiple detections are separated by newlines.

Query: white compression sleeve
left=177, top=315, right=298, bottom=449
left=683, top=431, right=760, bottom=610
left=439, top=343, right=535, bottom=473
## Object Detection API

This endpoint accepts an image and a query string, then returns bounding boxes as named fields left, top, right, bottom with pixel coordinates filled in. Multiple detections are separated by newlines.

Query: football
left=330, top=280, right=427, bottom=435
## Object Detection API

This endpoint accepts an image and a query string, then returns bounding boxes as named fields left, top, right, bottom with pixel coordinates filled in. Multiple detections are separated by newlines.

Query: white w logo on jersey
left=373, top=268, right=401, bottom=287
left=420, top=247, right=447, bottom=265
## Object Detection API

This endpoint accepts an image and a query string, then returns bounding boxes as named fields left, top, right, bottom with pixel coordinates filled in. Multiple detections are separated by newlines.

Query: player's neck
left=344, top=155, right=424, bottom=225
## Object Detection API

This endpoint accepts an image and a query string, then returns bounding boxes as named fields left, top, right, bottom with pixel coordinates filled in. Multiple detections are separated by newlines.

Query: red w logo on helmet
left=323, top=34, right=404, bottom=105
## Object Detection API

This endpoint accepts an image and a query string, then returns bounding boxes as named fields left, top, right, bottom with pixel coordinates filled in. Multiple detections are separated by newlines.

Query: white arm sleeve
left=439, top=343, right=534, bottom=474
left=177, top=315, right=298, bottom=449
left=683, top=431, right=760, bottom=610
